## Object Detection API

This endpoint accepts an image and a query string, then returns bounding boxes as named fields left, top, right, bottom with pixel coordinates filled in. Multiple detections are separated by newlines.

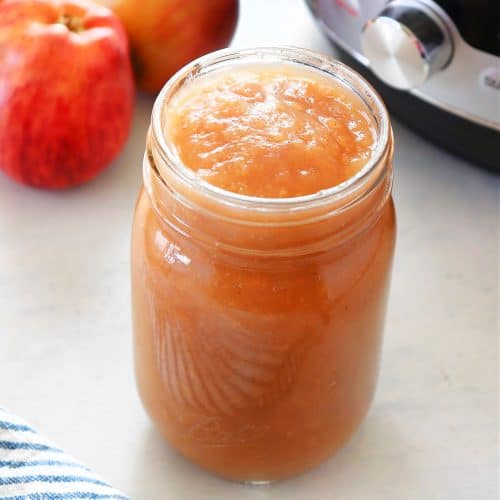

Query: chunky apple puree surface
left=165, top=66, right=375, bottom=197
left=132, top=55, right=395, bottom=481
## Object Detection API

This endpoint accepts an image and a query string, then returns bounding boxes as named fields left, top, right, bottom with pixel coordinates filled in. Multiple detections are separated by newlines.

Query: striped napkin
left=0, top=408, right=129, bottom=500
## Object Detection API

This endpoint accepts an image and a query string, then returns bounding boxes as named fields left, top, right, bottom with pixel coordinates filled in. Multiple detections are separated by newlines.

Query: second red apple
left=96, top=0, right=239, bottom=93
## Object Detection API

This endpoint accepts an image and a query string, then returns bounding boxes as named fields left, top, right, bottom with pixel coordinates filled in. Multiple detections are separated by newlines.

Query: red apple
left=95, top=0, right=239, bottom=92
left=0, top=0, right=135, bottom=189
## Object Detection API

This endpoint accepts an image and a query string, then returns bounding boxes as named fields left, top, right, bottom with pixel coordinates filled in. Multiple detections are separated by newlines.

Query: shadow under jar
left=131, top=47, right=396, bottom=482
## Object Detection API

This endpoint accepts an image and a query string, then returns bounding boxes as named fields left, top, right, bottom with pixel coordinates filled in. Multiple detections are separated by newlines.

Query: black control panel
left=434, top=0, right=500, bottom=56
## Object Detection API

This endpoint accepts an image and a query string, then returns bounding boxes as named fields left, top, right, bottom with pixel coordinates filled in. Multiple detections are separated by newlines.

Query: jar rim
left=150, top=46, right=391, bottom=215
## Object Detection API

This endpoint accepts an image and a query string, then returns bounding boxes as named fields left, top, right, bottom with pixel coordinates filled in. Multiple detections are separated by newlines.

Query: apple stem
left=58, top=15, right=84, bottom=33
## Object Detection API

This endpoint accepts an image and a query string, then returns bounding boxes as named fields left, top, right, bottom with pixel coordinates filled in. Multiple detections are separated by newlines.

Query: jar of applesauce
left=132, top=47, right=395, bottom=482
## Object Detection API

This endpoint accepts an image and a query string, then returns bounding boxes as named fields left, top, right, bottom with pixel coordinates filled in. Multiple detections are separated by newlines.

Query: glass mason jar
left=131, top=47, right=396, bottom=482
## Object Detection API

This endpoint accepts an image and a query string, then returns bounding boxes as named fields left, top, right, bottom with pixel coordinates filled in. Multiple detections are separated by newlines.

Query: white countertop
left=0, top=1, right=497, bottom=498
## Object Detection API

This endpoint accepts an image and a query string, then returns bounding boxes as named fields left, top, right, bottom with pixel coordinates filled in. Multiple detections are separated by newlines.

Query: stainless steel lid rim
left=306, top=0, right=500, bottom=132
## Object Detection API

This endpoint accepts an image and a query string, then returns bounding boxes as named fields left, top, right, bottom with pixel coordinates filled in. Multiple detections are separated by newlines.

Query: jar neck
left=144, top=47, right=393, bottom=258
left=145, top=134, right=393, bottom=258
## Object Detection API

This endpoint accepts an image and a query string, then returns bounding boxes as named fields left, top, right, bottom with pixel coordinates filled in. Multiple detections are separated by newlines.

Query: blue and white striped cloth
left=0, top=408, right=129, bottom=499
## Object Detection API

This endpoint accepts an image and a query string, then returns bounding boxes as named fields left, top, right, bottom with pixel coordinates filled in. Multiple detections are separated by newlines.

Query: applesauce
left=132, top=47, right=396, bottom=482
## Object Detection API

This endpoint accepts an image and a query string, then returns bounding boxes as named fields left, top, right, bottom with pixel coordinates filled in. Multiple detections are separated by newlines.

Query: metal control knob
left=361, top=0, right=453, bottom=90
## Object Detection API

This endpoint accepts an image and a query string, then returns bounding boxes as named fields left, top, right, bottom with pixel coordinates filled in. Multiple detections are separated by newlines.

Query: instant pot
left=305, top=0, right=500, bottom=169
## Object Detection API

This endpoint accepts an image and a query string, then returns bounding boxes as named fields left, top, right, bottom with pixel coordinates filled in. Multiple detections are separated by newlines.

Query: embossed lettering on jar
left=131, top=47, right=396, bottom=482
